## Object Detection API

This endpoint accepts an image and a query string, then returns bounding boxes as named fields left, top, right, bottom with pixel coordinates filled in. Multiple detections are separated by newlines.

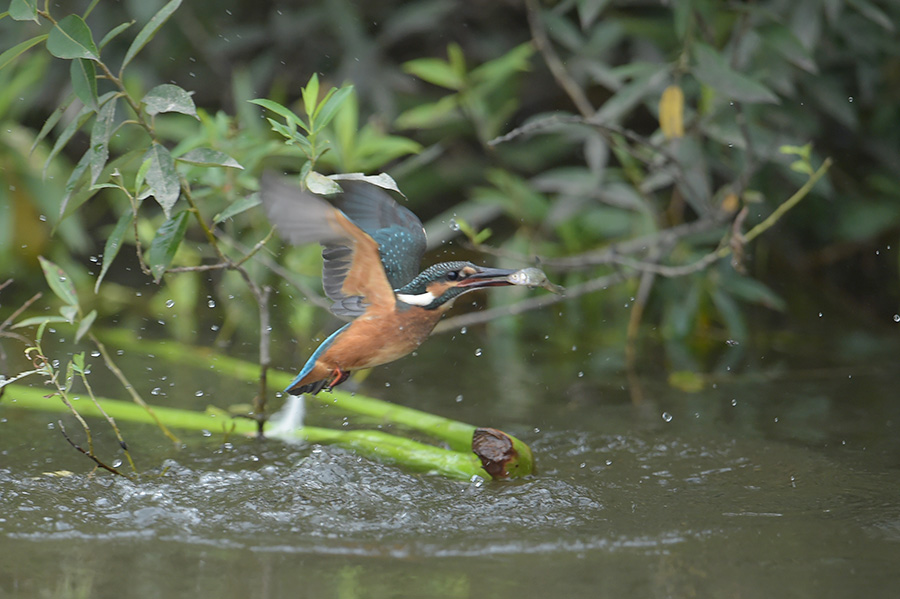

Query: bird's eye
left=446, top=271, right=460, bottom=281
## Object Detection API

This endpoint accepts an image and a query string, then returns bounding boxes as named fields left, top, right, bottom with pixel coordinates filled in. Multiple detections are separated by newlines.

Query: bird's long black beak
left=458, top=266, right=518, bottom=289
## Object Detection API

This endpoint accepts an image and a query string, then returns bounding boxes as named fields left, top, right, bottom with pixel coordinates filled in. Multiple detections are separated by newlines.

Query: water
left=1, top=319, right=899, bottom=598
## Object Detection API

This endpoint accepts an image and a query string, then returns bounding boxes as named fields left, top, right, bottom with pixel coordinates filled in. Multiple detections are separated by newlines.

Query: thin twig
left=525, top=0, right=594, bottom=118
left=58, top=421, right=132, bottom=479
left=88, top=332, right=180, bottom=444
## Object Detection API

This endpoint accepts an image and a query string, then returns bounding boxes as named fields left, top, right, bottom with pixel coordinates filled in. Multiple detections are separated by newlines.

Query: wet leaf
left=176, top=148, right=243, bottom=169
left=89, top=97, right=116, bottom=184
left=59, top=304, right=78, bottom=324
left=12, top=316, right=70, bottom=329
left=693, top=43, right=779, bottom=104
left=95, top=210, right=134, bottom=292
left=38, top=256, right=78, bottom=307
left=147, top=210, right=190, bottom=282
left=122, top=0, right=183, bottom=69
left=0, top=34, right=48, bottom=70
left=44, top=91, right=117, bottom=177
left=214, top=194, right=260, bottom=223
left=75, top=310, right=97, bottom=343
left=8, top=0, right=38, bottom=23
left=329, top=172, right=406, bottom=197
left=305, top=170, right=343, bottom=195
left=142, top=83, right=197, bottom=119
left=47, top=15, right=99, bottom=61
left=69, top=58, right=98, bottom=110
left=144, top=143, right=181, bottom=217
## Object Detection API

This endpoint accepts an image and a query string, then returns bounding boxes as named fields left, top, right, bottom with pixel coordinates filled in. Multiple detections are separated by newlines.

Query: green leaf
left=69, top=58, right=98, bottom=110
left=30, top=92, right=75, bottom=154
left=95, top=209, right=134, bottom=292
left=8, top=0, right=37, bottom=22
left=301, top=72, right=320, bottom=123
left=142, top=83, right=198, bottom=119
left=60, top=304, right=78, bottom=324
left=403, top=57, right=464, bottom=90
left=330, top=172, right=405, bottom=197
left=72, top=352, right=85, bottom=374
left=11, top=315, right=70, bottom=329
left=693, top=43, right=779, bottom=104
left=305, top=170, right=343, bottom=195
left=395, top=94, right=461, bottom=130
left=251, top=98, right=308, bottom=132
left=0, top=34, right=48, bottom=70
left=147, top=210, right=190, bottom=282
left=176, top=148, right=243, bottom=169
left=122, top=0, right=182, bottom=69
left=135, top=157, right=152, bottom=196
left=311, top=85, right=354, bottom=133
left=99, top=21, right=134, bottom=49
left=144, top=143, right=181, bottom=217
left=59, top=150, right=92, bottom=218
left=44, top=91, right=117, bottom=177
left=47, top=15, right=99, bottom=61
left=89, top=97, right=117, bottom=184
left=38, top=256, right=79, bottom=307
left=214, top=194, right=260, bottom=223
left=75, top=310, right=97, bottom=343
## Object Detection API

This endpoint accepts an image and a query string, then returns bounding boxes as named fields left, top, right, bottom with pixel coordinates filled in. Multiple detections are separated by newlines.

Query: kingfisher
left=260, top=173, right=519, bottom=396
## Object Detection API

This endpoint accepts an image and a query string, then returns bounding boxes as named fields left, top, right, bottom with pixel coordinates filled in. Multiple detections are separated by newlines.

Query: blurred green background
left=1, top=0, right=898, bottom=389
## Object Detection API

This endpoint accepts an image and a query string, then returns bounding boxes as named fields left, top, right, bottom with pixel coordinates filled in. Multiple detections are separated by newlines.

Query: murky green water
left=2, top=317, right=899, bottom=598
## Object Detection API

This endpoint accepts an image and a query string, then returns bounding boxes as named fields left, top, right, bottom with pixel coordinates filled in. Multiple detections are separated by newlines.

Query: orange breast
left=319, top=307, right=443, bottom=372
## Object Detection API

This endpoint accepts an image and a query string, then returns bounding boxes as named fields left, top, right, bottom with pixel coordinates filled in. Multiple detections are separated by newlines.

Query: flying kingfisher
left=260, top=173, right=520, bottom=396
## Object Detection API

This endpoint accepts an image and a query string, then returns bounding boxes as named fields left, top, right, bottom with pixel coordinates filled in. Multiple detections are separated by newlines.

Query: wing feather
left=260, top=173, right=396, bottom=315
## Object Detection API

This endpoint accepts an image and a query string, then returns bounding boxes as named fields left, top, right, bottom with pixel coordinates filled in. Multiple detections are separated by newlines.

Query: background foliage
left=1, top=0, right=898, bottom=406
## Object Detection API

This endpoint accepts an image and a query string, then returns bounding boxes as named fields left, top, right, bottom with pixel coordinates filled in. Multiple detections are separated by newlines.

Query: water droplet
left=731, top=398, right=738, bottom=407
left=194, top=390, right=204, bottom=397
left=90, top=351, right=100, bottom=357
left=211, top=325, right=220, bottom=331
left=726, top=339, right=739, bottom=346
left=384, top=382, right=391, bottom=387
left=455, top=394, right=463, bottom=403
left=207, top=299, right=216, bottom=308
left=893, top=314, right=899, bottom=323
left=201, top=430, right=212, bottom=437
left=848, top=96, right=853, bottom=103
left=165, top=299, right=175, bottom=308
left=474, top=348, right=482, bottom=357
left=577, top=371, right=584, bottom=378
left=150, top=387, right=161, bottom=396
left=460, top=326, right=467, bottom=335
left=579, top=462, right=586, bottom=469
left=661, top=412, right=673, bottom=423
left=449, top=218, right=460, bottom=231
left=112, top=459, right=122, bottom=468
left=571, top=345, right=577, bottom=351
left=818, top=312, right=823, bottom=318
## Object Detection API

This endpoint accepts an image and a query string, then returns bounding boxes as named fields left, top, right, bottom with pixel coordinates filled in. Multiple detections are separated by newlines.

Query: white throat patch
left=395, top=291, right=437, bottom=307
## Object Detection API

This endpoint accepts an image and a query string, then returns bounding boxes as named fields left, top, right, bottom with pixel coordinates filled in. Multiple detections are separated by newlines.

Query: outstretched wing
left=260, top=173, right=397, bottom=317
left=328, top=181, right=427, bottom=289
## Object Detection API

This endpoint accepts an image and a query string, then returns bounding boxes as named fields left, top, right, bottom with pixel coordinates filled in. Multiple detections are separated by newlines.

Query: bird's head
left=394, top=261, right=517, bottom=311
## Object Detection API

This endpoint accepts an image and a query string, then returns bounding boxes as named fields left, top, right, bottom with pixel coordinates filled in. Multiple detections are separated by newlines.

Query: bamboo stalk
left=2, top=383, right=487, bottom=481
left=98, top=329, right=535, bottom=468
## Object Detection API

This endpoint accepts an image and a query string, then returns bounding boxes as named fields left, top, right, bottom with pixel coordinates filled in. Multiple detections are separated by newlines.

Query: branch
left=524, top=0, right=594, bottom=118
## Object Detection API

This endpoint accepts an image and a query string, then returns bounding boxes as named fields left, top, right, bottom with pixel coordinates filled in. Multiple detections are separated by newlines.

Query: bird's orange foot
left=324, top=368, right=350, bottom=392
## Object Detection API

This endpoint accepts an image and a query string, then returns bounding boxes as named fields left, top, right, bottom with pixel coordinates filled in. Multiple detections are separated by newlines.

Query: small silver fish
left=507, top=267, right=565, bottom=295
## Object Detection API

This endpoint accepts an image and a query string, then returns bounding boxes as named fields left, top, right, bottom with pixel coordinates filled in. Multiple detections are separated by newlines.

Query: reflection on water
left=2, top=324, right=900, bottom=598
